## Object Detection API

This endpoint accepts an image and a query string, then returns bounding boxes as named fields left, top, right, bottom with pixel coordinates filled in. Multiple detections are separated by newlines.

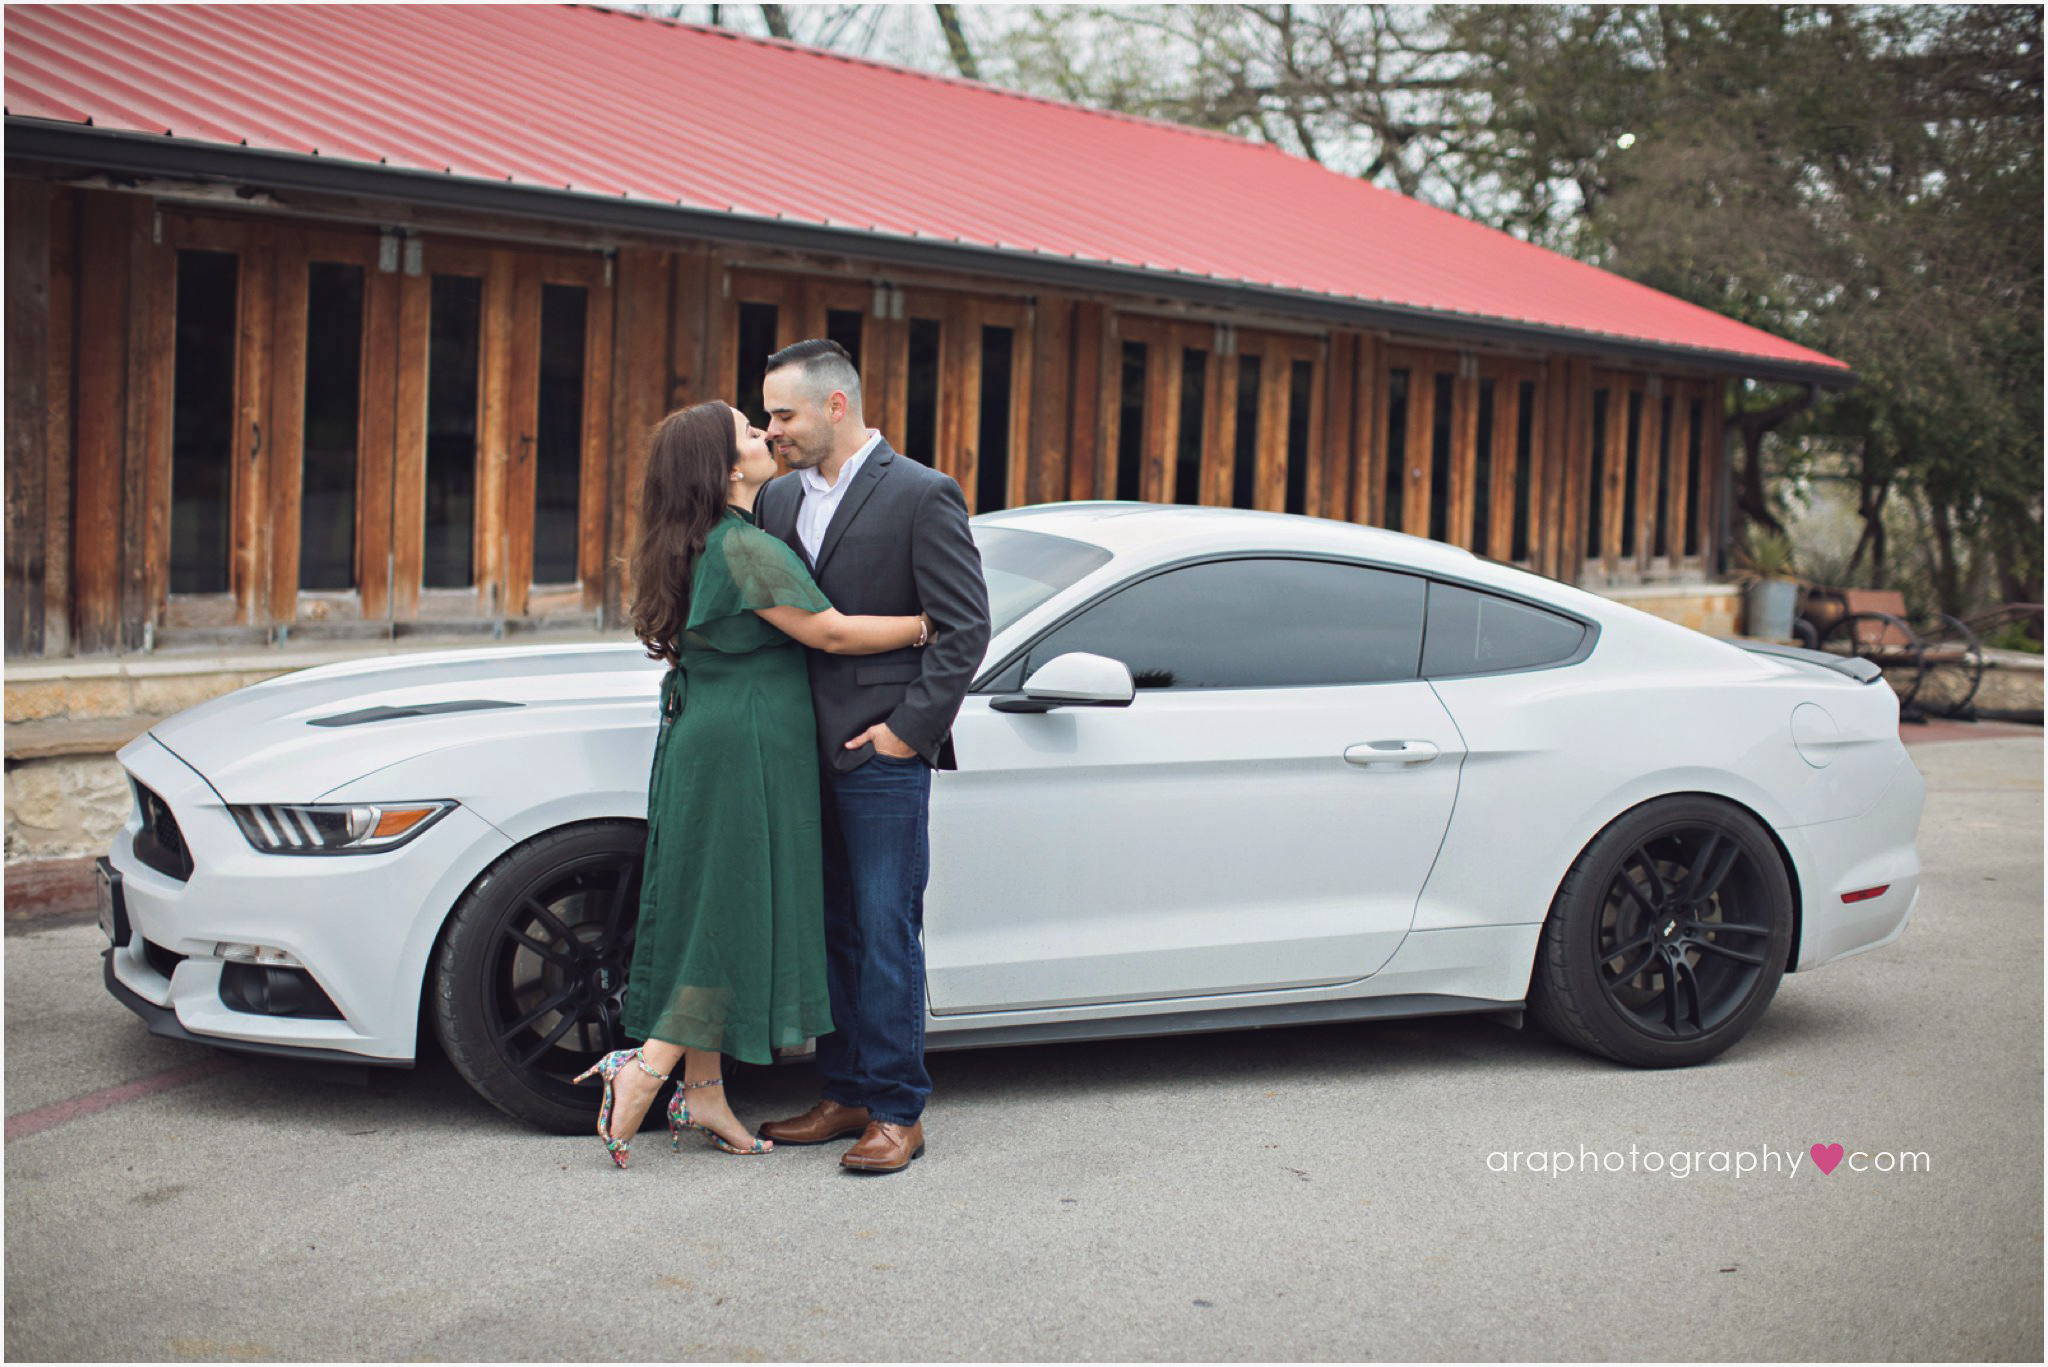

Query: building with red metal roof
left=6, top=2, right=1812, bottom=659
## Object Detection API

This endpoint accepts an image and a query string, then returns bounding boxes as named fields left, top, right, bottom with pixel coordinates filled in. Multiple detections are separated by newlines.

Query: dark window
left=1472, top=378, right=1496, bottom=558
left=1025, top=558, right=1425, bottom=691
left=1285, top=359, right=1314, bottom=515
left=1428, top=372, right=1454, bottom=542
left=825, top=308, right=863, bottom=372
left=1232, top=354, right=1261, bottom=509
left=1116, top=341, right=1146, bottom=502
left=424, top=274, right=482, bottom=590
left=1621, top=390, right=1643, bottom=557
left=906, top=318, right=942, bottom=463
left=1511, top=381, right=1536, bottom=562
left=1684, top=398, right=1705, bottom=557
left=1383, top=369, right=1409, bottom=533
left=170, top=250, right=238, bottom=596
left=1175, top=349, right=1207, bottom=505
left=734, top=302, right=777, bottom=429
left=976, top=325, right=1013, bottom=513
left=1422, top=581, right=1589, bottom=677
left=1586, top=388, right=1609, bottom=558
left=533, top=284, right=587, bottom=585
left=299, top=262, right=364, bottom=593
left=1653, top=393, right=1673, bottom=559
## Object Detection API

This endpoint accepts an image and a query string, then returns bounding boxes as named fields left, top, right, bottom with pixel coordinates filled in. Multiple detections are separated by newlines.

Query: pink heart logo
left=1811, top=1143, right=1844, bottom=1175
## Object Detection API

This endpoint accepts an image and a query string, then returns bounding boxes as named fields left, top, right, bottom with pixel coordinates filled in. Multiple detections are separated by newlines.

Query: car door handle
left=1344, top=741, right=1440, bottom=768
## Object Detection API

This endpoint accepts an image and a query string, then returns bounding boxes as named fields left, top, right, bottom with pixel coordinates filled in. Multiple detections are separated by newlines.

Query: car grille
left=131, top=782, right=193, bottom=882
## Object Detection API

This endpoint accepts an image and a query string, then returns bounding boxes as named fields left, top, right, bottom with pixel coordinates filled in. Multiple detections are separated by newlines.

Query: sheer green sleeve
left=684, top=521, right=832, bottom=652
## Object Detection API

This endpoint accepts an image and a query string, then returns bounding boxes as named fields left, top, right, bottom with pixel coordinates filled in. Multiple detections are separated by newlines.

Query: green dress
left=625, top=508, right=836, bottom=1065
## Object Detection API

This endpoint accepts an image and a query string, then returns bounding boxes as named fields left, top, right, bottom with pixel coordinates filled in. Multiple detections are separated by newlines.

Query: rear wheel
left=1529, top=797, right=1793, bottom=1068
left=431, top=822, right=650, bottom=1132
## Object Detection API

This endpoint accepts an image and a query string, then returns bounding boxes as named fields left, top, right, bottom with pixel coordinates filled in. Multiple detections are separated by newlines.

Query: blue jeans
left=816, top=753, right=932, bottom=1126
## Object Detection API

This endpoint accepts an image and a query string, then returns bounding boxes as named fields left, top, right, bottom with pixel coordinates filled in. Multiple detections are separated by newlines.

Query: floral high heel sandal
left=668, top=1077, right=773, bottom=1155
left=572, top=1048, right=671, bottom=1168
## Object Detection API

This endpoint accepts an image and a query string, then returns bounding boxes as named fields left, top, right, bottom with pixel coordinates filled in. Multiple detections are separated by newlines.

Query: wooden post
left=266, top=229, right=310, bottom=625
left=1352, top=335, right=1384, bottom=527
left=1025, top=299, right=1066, bottom=507
left=1702, top=378, right=1728, bottom=577
left=72, top=192, right=134, bottom=653
left=1601, top=378, right=1627, bottom=578
left=43, top=189, right=76, bottom=655
left=1448, top=358, right=1480, bottom=549
left=1635, top=377, right=1661, bottom=574
left=1401, top=359, right=1435, bottom=534
left=1066, top=302, right=1103, bottom=501
left=358, top=259, right=401, bottom=621
left=470, top=250, right=515, bottom=617
left=6, top=179, right=52, bottom=655
left=390, top=268, right=431, bottom=622
left=1143, top=331, right=1177, bottom=504
left=1487, top=370, right=1521, bottom=560
left=1316, top=333, right=1354, bottom=522
left=578, top=263, right=616, bottom=615
left=1204, top=332, right=1238, bottom=508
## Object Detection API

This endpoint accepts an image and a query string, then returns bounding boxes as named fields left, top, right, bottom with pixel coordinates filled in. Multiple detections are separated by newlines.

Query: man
left=753, top=338, right=990, bottom=1174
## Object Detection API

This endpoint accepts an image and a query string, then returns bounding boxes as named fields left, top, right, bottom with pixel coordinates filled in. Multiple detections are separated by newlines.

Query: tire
left=1528, top=796, right=1794, bottom=1068
left=431, top=821, right=650, bottom=1132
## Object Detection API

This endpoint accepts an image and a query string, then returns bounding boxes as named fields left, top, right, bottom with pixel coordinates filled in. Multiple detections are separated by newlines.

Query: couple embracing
left=577, top=338, right=991, bottom=1175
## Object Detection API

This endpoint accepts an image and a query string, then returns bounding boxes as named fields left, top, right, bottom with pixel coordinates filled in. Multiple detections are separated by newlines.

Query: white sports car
left=99, top=504, right=1924, bottom=1131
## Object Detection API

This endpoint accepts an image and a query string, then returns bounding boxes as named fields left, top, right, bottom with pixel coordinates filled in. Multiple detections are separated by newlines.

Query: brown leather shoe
left=840, top=1120, right=925, bottom=1174
left=757, top=1098, right=870, bottom=1146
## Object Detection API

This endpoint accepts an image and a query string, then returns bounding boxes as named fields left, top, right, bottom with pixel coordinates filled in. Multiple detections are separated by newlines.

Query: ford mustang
left=99, top=503, right=1924, bottom=1131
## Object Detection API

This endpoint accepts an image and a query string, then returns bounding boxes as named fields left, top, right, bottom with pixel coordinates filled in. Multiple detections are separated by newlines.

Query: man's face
left=762, top=366, right=837, bottom=471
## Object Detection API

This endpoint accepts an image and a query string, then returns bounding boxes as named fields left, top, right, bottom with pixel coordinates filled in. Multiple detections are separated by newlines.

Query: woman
left=576, top=401, right=931, bottom=1165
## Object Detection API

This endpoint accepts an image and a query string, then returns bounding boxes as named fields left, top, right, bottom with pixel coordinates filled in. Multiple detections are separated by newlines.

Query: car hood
left=143, top=642, right=665, bottom=803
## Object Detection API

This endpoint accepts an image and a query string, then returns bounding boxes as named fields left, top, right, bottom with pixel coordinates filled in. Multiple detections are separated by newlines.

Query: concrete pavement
left=4, top=736, right=2040, bottom=1361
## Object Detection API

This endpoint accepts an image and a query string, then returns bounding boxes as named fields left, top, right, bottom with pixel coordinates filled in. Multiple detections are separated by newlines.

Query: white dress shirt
left=795, top=429, right=883, bottom=563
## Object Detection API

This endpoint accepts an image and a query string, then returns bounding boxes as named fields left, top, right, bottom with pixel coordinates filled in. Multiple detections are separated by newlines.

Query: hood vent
left=308, top=700, right=524, bottom=728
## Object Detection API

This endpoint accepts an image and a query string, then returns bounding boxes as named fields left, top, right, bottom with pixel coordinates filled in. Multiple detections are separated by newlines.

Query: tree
left=1445, top=5, right=2042, bottom=610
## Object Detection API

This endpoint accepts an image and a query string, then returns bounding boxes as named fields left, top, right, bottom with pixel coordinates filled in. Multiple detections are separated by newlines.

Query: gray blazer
left=757, top=440, right=991, bottom=773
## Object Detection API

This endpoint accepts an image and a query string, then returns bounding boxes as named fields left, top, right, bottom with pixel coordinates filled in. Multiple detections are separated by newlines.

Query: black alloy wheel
left=432, top=822, right=651, bottom=1132
left=1530, top=797, right=1794, bottom=1068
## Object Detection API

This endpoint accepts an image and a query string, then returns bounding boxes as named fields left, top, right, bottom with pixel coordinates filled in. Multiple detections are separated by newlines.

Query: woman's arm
left=755, top=606, right=931, bottom=655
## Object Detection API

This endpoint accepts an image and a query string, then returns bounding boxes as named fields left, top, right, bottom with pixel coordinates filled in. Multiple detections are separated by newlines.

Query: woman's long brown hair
left=629, top=402, right=739, bottom=667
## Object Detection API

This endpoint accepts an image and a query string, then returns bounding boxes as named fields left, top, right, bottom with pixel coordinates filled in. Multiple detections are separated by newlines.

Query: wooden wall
left=3, top=179, right=1735, bottom=658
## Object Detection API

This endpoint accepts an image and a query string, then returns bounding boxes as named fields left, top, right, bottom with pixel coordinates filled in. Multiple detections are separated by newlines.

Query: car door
left=926, top=556, right=1465, bottom=1015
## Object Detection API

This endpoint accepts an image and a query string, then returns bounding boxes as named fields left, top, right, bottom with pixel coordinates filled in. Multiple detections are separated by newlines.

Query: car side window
left=1022, top=558, right=1426, bottom=689
left=1421, top=581, right=1589, bottom=677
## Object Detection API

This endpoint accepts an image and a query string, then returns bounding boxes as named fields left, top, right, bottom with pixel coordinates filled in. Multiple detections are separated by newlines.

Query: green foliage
left=1984, top=623, right=2044, bottom=655
left=1736, top=528, right=1797, bottom=583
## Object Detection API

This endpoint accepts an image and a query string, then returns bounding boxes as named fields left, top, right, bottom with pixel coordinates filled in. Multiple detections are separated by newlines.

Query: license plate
left=95, top=857, right=126, bottom=945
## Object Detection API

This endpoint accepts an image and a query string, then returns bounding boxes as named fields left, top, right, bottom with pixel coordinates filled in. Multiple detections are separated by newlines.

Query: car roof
left=976, top=501, right=1483, bottom=571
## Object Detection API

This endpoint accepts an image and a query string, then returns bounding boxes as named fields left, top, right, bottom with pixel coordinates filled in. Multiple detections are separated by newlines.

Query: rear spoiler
left=1732, top=640, right=1884, bottom=684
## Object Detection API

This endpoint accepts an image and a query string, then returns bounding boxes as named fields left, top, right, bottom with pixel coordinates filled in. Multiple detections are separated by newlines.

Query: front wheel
left=1529, top=797, right=1794, bottom=1068
left=431, top=821, right=649, bottom=1132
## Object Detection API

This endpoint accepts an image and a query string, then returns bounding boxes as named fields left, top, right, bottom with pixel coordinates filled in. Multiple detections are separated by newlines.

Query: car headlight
left=229, top=802, right=456, bottom=855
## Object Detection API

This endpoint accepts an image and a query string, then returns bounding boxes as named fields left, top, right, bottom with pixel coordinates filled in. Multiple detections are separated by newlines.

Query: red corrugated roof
left=4, top=3, right=1847, bottom=374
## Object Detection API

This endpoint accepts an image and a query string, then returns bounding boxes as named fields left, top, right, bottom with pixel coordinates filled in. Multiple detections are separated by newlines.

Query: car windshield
left=972, top=526, right=1114, bottom=636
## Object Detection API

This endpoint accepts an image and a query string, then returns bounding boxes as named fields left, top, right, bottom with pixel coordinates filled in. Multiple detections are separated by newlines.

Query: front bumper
left=101, top=949, right=410, bottom=1070
left=102, top=732, right=513, bottom=1064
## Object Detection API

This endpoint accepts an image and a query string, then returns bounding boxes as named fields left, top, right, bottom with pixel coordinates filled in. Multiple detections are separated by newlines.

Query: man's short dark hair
left=764, top=337, right=862, bottom=410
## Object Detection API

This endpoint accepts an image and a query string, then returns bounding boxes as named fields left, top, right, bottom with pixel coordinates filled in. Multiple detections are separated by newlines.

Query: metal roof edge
left=6, top=121, right=1856, bottom=390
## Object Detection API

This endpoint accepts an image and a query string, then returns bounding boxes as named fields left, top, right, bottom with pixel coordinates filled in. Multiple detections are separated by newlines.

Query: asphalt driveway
left=5, top=734, right=2040, bottom=1361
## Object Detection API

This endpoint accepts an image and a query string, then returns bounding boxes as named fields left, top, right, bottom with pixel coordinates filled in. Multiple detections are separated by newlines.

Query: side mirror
left=990, top=652, right=1136, bottom=714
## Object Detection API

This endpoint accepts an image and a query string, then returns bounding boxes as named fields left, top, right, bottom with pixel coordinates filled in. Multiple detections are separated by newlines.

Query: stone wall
left=6, top=754, right=129, bottom=860
left=1596, top=582, right=1744, bottom=638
